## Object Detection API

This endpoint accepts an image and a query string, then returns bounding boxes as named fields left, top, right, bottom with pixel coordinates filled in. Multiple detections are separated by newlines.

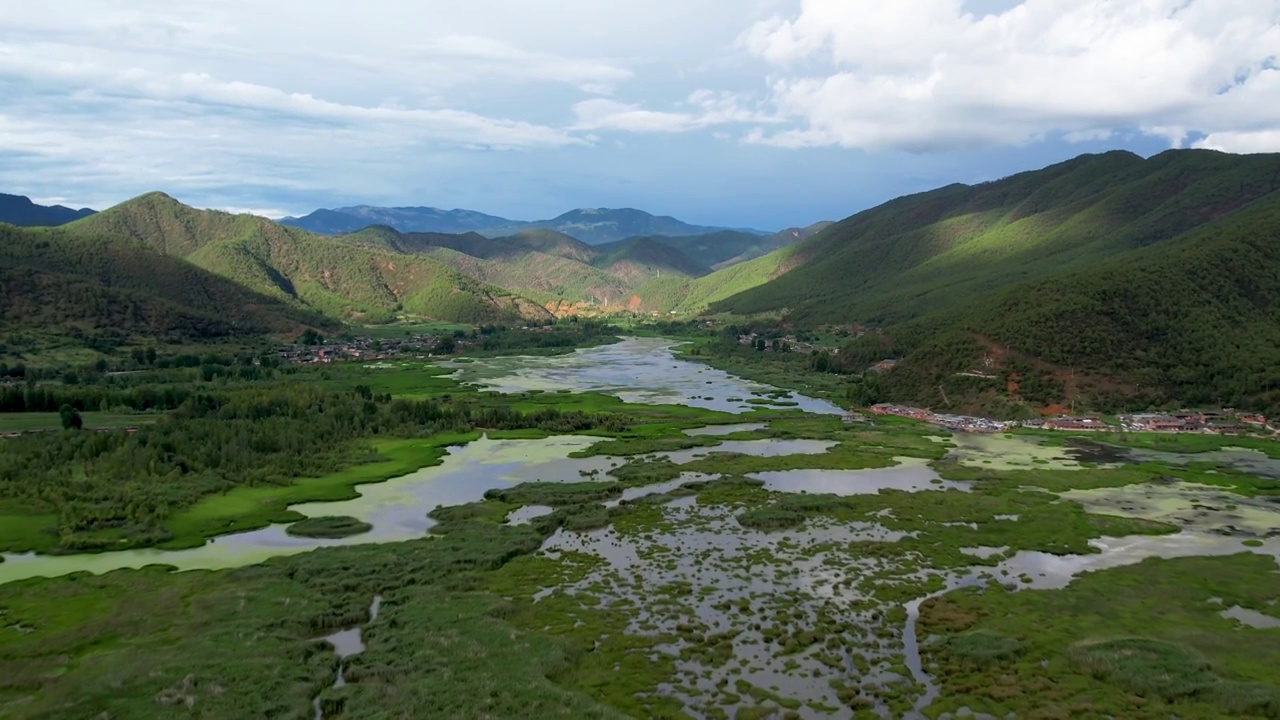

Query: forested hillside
left=648, top=224, right=833, bottom=269
left=0, top=224, right=333, bottom=355
left=708, top=149, right=1280, bottom=412
left=339, top=225, right=713, bottom=311
left=65, top=194, right=551, bottom=324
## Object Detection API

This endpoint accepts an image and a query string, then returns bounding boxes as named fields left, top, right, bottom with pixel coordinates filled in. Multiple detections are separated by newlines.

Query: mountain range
left=1, top=190, right=804, bottom=355
left=281, top=205, right=768, bottom=244
left=5, top=148, right=1280, bottom=414
left=0, top=193, right=96, bottom=227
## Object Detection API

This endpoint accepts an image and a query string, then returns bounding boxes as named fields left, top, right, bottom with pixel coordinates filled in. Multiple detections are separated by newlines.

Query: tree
left=58, top=404, right=83, bottom=430
left=299, top=329, right=324, bottom=346
left=847, top=374, right=881, bottom=407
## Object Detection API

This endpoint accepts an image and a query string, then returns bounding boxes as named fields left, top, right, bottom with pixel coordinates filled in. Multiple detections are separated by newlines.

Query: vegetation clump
left=286, top=516, right=373, bottom=538
left=736, top=507, right=807, bottom=531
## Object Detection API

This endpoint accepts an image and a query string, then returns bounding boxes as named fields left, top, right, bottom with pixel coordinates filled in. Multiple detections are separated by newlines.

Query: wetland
left=2, top=337, right=1278, bottom=719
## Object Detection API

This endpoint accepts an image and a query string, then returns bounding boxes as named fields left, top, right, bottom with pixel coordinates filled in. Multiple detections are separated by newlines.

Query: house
left=1045, top=417, right=1106, bottom=431
left=868, top=359, right=899, bottom=374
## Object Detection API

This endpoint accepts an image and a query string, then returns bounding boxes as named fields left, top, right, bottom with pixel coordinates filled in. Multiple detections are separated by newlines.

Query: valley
left=3, top=148, right=1280, bottom=720
left=1, top=335, right=1277, bottom=720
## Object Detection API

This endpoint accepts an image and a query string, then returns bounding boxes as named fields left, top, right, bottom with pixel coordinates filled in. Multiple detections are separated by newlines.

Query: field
left=0, top=411, right=154, bottom=432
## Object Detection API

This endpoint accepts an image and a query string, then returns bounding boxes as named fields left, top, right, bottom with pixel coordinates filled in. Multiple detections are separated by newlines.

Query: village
left=863, top=403, right=1274, bottom=436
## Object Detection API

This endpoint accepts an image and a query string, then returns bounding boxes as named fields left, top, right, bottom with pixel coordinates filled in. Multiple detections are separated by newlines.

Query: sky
left=1, top=0, right=1278, bottom=230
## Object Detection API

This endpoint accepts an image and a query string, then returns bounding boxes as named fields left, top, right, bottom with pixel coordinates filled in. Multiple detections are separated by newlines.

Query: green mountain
left=281, top=204, right=769, bottom=244
left=590, top=237, right=711, bottom=284
left=504, top=229, right=598, bottom=264
left=0, top=224, right=332, bottom=356
left=706, top=149, right=1280, bottom=412
left=481, top=207, right=768, bottom=244
left=339, top=225, right=711, bottom=312
left=0, top=193, right=96, bottom=227
left=644, top=224, right=833, bottom=269
left=65, top=194, right=551, bottom=324
left=626, top=243, right=810, bottom=315
left=280, top=205, right=514, bottom=235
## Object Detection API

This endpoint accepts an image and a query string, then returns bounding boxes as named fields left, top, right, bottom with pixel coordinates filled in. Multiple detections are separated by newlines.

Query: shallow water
left=1129, top=446, right=1280, bottom=479
left=540, top=504, right=916, bottom=719
left=946, top=433, right=1111, bottom=471
left=602, top=473, right=716, bottom=508
left=506, top=505, right=555, bottom=525
left=1220, top=605, right=1280, bottom=629
left=996, top=533, right=1280, bottom=590
left=441, top=337, right=845, bottom=415
left=660, top=438, right=838, bottom=464
left=0, top=435, right=610, bottom=584
left=314, top=595, right=381, bottom=719
left=1061, top=481, right=1280, bottom=538
left=750, top=457, right=968, bottom=496
left=683, top=423, right=767, bottom=437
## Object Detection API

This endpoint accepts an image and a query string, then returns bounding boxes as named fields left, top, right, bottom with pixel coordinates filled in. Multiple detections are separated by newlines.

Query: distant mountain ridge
left=280, top=206, right=515, bottom=235
left=282, top=204, right=768, bottom=244
left=64, top=193, right=552, bottom=325
left=0, top=193, right=96, bottom=227
left=337, top=225, right=713, bottom=312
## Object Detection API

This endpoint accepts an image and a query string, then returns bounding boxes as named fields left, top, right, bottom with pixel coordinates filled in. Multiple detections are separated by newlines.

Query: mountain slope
left=0, top=193, right=95, bottom=227
left=644, top=224, right=833, bottom=269
left=713, top=222, right=835, bottom=268
left=280, top=205, right=515, bottom=235
left=708, top=149, right=1280, bottom=412
left=0, top=224, right=332, bottom=355
left=64, top=194, right=550, bottom=324
left=480, top=208, right=767, bottom=244
left=590, top=237, right=711, bottom=284
left=340, top=226, right=707, bottom=311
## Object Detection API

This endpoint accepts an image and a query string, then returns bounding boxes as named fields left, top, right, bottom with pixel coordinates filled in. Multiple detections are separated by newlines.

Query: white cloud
left=572, top=90, right=776, bottom=133
left=415, top=35, right=632, bottom=93
left=740, top=0, right=1280, bottom=151
left=1195, top=130, right=1280, bottom=154
left=215, top=206, right=296, bottom=219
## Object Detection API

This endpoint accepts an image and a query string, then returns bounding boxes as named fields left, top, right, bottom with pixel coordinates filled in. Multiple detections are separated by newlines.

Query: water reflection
left=0, top=436, right=607, bottom=584
left=750, top=458, right=966, bottom=496
left=441, top=337, right=845, bottom=415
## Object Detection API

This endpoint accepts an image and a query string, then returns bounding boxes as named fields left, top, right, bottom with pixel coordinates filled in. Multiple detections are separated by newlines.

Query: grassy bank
left=161, top=437, right=460, bottom=549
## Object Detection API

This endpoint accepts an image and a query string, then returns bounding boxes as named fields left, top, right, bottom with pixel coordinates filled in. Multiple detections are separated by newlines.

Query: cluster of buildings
left=866, top=404, right=1016, bottom=432
left=1116, top=411, right=1270, bottom=435
left=277, top=333, right=457, bottom=365
left=933, top=413, right=1013, bottom=433
left=865, top=403, right=1272, bottom=436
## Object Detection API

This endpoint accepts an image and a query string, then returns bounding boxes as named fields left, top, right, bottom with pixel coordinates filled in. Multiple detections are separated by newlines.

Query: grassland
left=921, top=553, right=1280, bottom=719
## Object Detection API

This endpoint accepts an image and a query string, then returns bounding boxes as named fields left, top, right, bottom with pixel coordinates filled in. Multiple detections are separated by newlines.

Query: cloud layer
left=740, top=0, right=1280, bottom=152
left=1, top=0, right=1278, bottom=221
